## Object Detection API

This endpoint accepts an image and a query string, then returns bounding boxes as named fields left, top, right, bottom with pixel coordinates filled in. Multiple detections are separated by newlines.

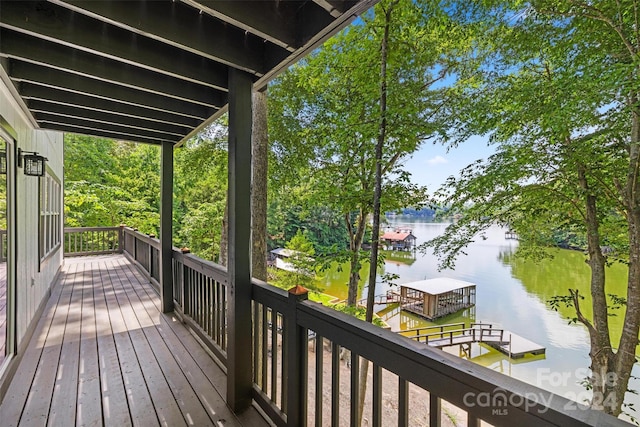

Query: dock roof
left=381, top=231, right=415, bottom=241
left=401, top=278, right=476, bottom=295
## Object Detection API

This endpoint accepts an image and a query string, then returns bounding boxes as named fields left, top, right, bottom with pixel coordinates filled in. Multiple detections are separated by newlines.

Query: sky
left=404, top=135, right=495, bottom=192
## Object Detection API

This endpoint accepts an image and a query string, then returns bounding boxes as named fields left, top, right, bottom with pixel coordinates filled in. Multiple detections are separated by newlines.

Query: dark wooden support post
left=226, top=67, right=253, bottom=413
left=430, top=395, right=441, bottom=427
left=118, top=224, right=125, bottom=253
left=160, top=140, right=174, bottom=313
left=285, top=285, right=309, bottom=426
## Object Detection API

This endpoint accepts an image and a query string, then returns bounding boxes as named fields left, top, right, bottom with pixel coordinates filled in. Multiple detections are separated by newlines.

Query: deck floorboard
left=0, top=254, right=267, bottom=427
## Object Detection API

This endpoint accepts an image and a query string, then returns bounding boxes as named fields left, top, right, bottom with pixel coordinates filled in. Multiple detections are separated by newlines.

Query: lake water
left=315, top=217, right=639, bottom=417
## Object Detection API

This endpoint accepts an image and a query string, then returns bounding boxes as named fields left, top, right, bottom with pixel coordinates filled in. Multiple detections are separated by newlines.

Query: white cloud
left=426, top=155, right=448, bottom=165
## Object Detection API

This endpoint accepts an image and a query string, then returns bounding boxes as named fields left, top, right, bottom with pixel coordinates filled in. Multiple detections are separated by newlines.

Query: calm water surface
left=315, top=217, right=640, bottom=415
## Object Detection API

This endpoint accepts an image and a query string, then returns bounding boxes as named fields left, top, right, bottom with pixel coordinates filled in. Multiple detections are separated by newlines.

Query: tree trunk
left=219, top=203, right=228, bottom=266
left=358, top=4, right=394, bottom=425
left=252, top=89, right=268, bottom=281
left=609, top=103, right=640, bottom=416
left=577, top=165, right=615, bottom=412
left=347, top=210, right=368, bottom=306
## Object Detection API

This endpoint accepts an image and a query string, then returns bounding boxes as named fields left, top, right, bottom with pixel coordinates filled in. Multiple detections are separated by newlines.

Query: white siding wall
left=0, top=78, right=64, bottom=346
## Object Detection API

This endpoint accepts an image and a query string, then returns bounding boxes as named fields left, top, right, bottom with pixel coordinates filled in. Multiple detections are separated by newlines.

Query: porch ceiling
left=0, top=0, right=375, bottom=145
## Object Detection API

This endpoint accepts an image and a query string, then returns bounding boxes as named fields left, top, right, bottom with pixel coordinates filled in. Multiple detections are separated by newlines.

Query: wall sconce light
left=0, top=150, right=6, bottom=175
left=17, top=148, right=47, bottom=177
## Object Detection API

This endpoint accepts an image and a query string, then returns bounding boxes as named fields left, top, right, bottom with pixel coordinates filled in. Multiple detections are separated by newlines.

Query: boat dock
left=485, top=330, right=546, bottom=359
left=400, top=323, right=546, bottom=359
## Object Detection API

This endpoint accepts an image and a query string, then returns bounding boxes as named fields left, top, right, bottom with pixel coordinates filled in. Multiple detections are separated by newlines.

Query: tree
left=268, top=0, right=444, bottom=308
left=64, top=135, right=160, bottom=233
left=174, top=126, right=228, bottom=261
left=252, top=89, right=269, bottom=281
left=276, top=229, right=317, bottom=290
left=426, top=0, right=640, bottom=417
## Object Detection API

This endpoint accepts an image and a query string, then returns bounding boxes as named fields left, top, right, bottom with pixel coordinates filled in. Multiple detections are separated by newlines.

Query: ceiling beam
left=181, top=0, right=301, bottom=51
left=0, top=29, right=228, bottom=107
left=50, top=0, right=290, bottom=75
left=35, top=113, right=182, bottom=142
left=24, top=94, right=206, bottom=129
left=0, top=2, right=229, bottom=91
left=187, top=1, right=339, bottom=60
left=41, top=121, right=176, bottom=145
left=29, top=103, right=192, bottom=136
left=312, top=0, right=356, bottom=17
left=11, top=62, right=217, bottom=118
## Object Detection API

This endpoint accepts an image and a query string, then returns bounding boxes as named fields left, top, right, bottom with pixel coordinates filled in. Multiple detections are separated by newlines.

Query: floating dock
left=485, top=330, right=546, bottom=359
left=401, top=323, right=545, bottom=360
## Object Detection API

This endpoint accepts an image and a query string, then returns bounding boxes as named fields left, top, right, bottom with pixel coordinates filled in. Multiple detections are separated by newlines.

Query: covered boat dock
left=400, top=278, right=476, bottom=320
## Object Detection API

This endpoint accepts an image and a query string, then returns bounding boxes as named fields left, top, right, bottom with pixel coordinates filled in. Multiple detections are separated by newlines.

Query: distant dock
left=486, top=330, right=546, bottom=359
left=400, top=323, right=546, bottom=360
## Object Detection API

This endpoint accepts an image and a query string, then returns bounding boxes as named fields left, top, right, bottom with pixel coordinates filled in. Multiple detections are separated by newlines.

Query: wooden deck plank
left=19, top=262, right=78, bottom=426
left=488, top=330, right=546, bottom=359
left=122, top=259, right=231, bottom=397
left=121, top=258, right=268, bottom=427
left=76, top=259, right=103, bottom=427
left=107, top=259, right=210, bottom=425
left=102, top=259, right=187, bottom=427
left=97, top=261, right=160, bottom=427
left=0, top=265, right=67, bottom=427
left=93, top=260, right=133, bottom=427
left=48, top=261, right=85, bottom=426
left=112, top=257, right=236, bottom=426
left=0, top=254, right=270, bottom=427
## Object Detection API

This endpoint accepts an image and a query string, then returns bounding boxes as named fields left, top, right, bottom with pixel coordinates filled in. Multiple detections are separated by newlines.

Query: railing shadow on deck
left=64, top=226, right=630, bottom=427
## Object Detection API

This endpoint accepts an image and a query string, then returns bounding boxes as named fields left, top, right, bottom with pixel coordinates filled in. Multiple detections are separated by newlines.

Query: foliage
left=173, top=127, right=228, bottom=261
left=423, top=0, right=640, bottom=416
left=276, top=230, right=319, bottom=290
left=326, top=302, right=386, bottom=327
left=64, top=135, right=160, bottom=234
left=268, top=0, right=450, bottom=305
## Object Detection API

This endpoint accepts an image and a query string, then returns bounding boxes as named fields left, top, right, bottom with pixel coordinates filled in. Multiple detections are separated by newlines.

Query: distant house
left=381, top=229, right=417, bottom=251
left=269, top=248, right=314, bottom=274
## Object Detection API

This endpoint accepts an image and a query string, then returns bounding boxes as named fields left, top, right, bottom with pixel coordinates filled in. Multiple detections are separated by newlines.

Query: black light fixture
left=17, top=148, right=47, bottom=177
left=0, top=150, right=6, bottom=175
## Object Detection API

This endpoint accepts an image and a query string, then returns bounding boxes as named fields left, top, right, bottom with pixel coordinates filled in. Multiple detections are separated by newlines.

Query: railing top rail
left=420, top=327, right=506, bottom=338
left=252, top=279, right=288, bottom=313
left=296, top=299, right=627, bottom=427
left=64, top=226, right=122, bottom=232
left=123, top=227, right=159, bottom=248
left=173, top=248, right=228, bottom=284
left=402, top=322, right=467, bottom=334
left=471, top=322, right=496, bottom=328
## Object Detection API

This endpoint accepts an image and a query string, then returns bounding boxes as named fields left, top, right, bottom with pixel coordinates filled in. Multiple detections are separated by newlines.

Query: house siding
left=0, top=77, right=64, bottom=347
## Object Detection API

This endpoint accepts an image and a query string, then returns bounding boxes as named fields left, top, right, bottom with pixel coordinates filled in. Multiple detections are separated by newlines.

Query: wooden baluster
left=398, top=377, right=408, bottom=427
left=372, top=364, right=382, bottom=427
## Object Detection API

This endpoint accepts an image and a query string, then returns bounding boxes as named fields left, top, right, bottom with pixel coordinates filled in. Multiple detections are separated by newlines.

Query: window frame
left=39, top=169, right=61, bottom=262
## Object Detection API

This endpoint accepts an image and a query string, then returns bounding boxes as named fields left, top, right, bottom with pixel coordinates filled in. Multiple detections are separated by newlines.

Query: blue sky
left=404, top=135, right=495, bottom=191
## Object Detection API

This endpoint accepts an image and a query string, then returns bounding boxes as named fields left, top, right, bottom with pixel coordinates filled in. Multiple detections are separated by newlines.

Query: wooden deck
left=0, top=255, right=268, bottom=427
left=486, top=330, right=547, bottom=359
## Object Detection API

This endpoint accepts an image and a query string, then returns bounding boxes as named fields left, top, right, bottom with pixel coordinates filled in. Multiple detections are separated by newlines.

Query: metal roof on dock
left=401, top=278, right=476, bottom=295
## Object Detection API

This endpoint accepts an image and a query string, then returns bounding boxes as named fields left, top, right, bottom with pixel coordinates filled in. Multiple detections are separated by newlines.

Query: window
left=40, top=171, right=61, bottom=260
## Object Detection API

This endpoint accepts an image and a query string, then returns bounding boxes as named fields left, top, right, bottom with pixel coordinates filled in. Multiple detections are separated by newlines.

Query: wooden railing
left=121, top=228, right=160, bottom=290
left=64, top=226, right=123, bottom=256
left=114, top=226, right=626, bottom=427
left=402, top=323, right=506, bottom=346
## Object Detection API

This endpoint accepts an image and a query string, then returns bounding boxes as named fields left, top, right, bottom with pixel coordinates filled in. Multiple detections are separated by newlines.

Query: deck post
left=226, top=67, right=253, bottom=413
left=285, top=285, right=309, bottom=426
left=160, top=141, right=174, bottom=313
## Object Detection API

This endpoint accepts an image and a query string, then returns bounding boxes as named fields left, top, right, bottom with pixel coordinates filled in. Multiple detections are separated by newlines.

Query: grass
left=267, top=267, right=387, bottom=327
